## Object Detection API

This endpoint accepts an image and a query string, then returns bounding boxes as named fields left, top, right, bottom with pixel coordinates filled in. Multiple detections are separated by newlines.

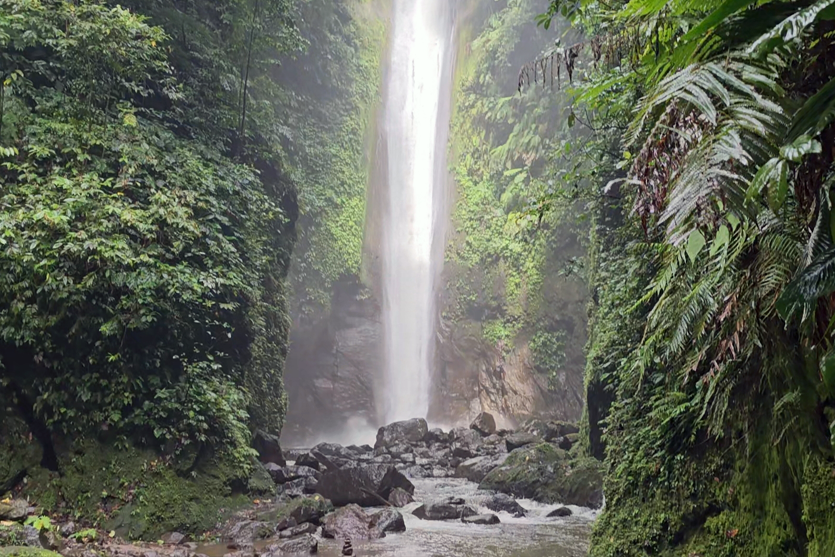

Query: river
left=307, top=478, right=592, bottom=556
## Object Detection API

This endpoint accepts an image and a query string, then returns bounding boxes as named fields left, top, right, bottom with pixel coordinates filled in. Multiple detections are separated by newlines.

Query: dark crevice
left=2, top=381, right=60, bottom=473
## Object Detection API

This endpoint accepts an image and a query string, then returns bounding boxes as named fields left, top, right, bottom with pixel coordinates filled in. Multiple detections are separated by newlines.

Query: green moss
left=480, top=443, right=602, bottom=507
left=256, top=495, right=333, bottom=524
left=0, top=548, right=61, bottom=557
left=22, top=441, right=254, bottom=541
left=0, top=417, right=42, bottom=496
left=802, top=456, right=835, bottom=557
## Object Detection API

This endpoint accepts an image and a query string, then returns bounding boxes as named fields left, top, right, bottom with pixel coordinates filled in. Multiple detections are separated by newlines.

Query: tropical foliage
left=0, top=0, right=301, bottom=467
left=445, top=0, right=587, bottom=394
left=537, top=0, right=835, bottom=554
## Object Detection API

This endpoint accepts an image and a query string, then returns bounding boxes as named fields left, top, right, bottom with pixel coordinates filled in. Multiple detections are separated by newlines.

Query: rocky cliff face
left=429, top=324, right=584, bottom=430
left=282, top=279, right=382, bottom=446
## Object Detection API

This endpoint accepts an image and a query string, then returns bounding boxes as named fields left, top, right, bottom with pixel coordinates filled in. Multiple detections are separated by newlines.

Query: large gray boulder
left=505, top=431, right=542, bottom=452
left=388, top=487, right=414, bottom=507
left=375, top=419, right=429, bottom=449
left=412, top=497, right=477, bottom=521
left=315, top=464, right=414, bottom=507
left=0, top=499, right=28, bottom=521
left=470, top=412, right=497, bottom=436
left=370, top=508, right=406, bottom=534
left=263, top=535, right=318, bottom=555
left=321, top=504, right=386, bottom=540
left=454, top=454, right=508, bottom=483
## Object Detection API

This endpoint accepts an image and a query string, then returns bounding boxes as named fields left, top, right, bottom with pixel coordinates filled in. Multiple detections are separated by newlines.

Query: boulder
left=545, top=422, right=580, bottom=441
left=161, top=532, right=187, bottom=545
left=278, top=522, right=318, bottom=538
left=484, top=493, right=526, bottom=517
left=470, top=413, right=497, bottom=436
left=289, top=496, right=333, bottom=525
left=452, top=446, right=475, bottom=459
left=479, top=444, right=604, bottom=509
left=221, top=520, right=272, bottom=547
left=547, top=506, right=573, bottom=518
left=401, top=466, right=431, bottom=479
left=277, top=477, right=318, bottom=498
left=263, top=535, right=318, bottom=556
left=321, top=505, right=385, bottom=540
left=454, top=454, right=508, bottom=483
left=375, top=419, right=429, bottom=449
left=424, top=428, right=449, bottom=444
left=505, top=432, right=541, bottom=452
left=275, top=517, right=297, bottom=531
left=0, top=499, right=28, bottom=521
left=255, top=495, right=333, bottom=526
left=462, top=514, right=500, bottom=525
left=253, top=430, right=285, bottom=466
left=412, top=497, right=477, bottom=521
left=0, top=524, right=40, bottom=547
left=294, top=453, right=321, bottom=471
left=312, top=443, right=356, bottom=461
left=369, top=508, right=406, bottom=534
left=315, top=464, right=414, bottom=507
left=283, top=449, right=308, bottom=461
left=387, top=444, right=412, bottom=459
left=387, top=487, right=414, bottom=508
left=264, top=462, right=287, bottom=484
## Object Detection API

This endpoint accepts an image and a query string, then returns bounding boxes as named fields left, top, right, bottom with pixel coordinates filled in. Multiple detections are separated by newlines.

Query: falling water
left=379, top=0, right=455, bottom=424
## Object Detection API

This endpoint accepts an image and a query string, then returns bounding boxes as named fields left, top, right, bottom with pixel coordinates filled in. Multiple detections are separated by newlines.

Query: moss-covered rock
left=256, top=495, right=333, bottom=526
left=0, top=524, right=40, bottom=547
left=20, top=440, right=256, bottom=541
left=479, top=443, right=604, bottom=508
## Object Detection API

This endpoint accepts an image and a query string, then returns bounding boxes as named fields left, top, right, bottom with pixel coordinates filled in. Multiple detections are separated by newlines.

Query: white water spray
left=379, top=0, right=455, bottom=424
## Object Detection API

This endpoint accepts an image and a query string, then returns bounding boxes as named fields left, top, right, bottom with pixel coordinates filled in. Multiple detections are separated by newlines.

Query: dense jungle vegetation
left=535, top=0, right=835, bottom=554
left=444, top=0, right=588, bottom=394
left=0, top=0, right=382, bottom=538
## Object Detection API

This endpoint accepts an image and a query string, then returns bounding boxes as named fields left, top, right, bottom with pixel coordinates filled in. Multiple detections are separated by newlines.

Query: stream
left=199, top=478, right=594, bottom=557
left=320, top=478, right=594, bottom=557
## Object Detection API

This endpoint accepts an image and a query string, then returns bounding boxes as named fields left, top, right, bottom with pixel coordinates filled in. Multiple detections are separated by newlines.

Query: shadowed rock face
left=282, top=279, right=382, bottom=445
left=315, top=464, right=414, bottom=507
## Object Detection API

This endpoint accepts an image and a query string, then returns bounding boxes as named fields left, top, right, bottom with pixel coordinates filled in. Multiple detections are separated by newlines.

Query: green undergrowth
left=19, top=440, right=262, bottom=541
left=445, top=0, right=587, bottom=391
left=286, top=0, right=387, bottom=318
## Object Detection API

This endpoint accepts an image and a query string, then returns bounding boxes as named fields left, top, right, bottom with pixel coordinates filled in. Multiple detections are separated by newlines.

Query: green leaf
left=780, top=135, right=822, bottom=162
left=748, top=158, right=782, bottom=202
left=686, top=230, right=706, bottom=263
left=123, top=113, right=138, bottom=127
left=681, top=0, right=758, bottom=44
left=787, top=75, right=835, bottom=142
left=767, top=160, right=789, bottom=212
left=710, top=225, right=730, bottom=256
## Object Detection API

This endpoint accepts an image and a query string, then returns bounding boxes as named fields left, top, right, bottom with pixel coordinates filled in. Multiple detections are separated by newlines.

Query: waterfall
left=379, top=0, right=455, bottom=424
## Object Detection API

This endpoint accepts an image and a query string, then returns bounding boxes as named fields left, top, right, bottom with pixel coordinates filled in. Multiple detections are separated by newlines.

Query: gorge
left=4, top=1, right=835, bottom=557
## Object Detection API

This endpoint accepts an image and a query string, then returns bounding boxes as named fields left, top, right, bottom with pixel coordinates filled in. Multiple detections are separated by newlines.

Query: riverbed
left=197, top=477, right=594, bottom=557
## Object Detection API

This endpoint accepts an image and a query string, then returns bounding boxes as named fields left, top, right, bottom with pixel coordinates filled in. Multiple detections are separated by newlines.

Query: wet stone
left=462, top=514, right=500, bottom=525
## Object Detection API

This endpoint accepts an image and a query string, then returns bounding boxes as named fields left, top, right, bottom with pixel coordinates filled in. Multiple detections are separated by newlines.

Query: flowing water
left=312, top=479, right=595, bottom=557
left=379, top=0, right=455, bottom=424
left=198, top=479, right=594, bottom=557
